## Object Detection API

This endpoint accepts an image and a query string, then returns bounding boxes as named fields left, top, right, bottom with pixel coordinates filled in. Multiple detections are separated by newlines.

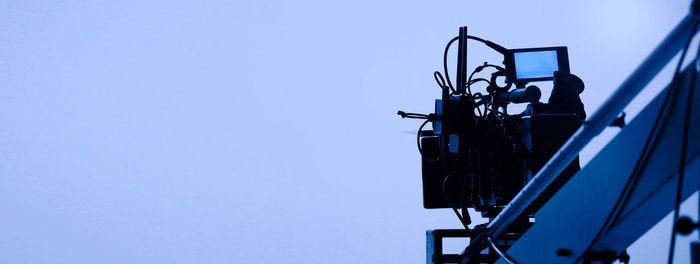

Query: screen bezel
left=504, top=46, right=569, bottom=83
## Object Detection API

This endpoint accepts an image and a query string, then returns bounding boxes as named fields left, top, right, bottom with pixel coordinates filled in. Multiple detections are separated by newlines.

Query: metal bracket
left=427, top=229, right=490, bottom=264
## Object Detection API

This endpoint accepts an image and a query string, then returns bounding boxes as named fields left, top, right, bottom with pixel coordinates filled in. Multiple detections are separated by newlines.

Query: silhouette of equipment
left=398, top=3, right=700, bottom=262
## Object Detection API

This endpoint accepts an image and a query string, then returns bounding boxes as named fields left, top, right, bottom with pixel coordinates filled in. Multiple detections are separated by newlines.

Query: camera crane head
left=398, top=26, right=586, bottom=229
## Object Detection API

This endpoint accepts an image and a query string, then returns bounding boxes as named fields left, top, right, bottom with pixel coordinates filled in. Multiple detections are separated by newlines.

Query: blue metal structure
left=496, top=64, right=700, bottom=263
left=456, top=3, right=700, bottom=264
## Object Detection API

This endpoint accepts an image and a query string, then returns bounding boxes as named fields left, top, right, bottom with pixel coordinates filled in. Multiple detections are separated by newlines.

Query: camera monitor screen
left=505, top=47, right=569, bottom=82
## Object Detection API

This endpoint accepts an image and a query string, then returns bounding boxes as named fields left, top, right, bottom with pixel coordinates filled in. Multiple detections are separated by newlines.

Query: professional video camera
left=398, top=27, right=586, bottom=227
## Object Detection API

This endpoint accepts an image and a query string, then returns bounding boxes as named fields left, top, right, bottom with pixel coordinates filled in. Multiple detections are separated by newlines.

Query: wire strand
left=487, top=237, right=518, bottom=264
left=668, top=24, right=700, bottom=264
left=444, top=37, right=459, bottom=93
left=573, top=20, right=698, bottom=264
left=443, top=35, right=506, bottom=94
left=417, top=119, right=433, bottom=159
left=443, top=172, right=470, bottom=230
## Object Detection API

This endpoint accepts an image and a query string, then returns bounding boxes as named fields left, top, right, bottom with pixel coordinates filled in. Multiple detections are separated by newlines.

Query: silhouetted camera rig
left=399, top=27, right=586, bottom=228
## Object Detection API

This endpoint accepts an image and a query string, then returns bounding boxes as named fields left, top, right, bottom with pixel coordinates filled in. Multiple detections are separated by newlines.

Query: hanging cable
left=416, top=119, right=433, bottom=159
left=443, top=36, right=507, bottom=94
left=444, top=37, right=459, bottom=93
left=574, top=20, right=698, bottom=264
left=443, top=172, right=471, bottom=230
left=469, top=78, right=491, bottom=87
left=487, top=237, right=518, bottom=264
left=467, top=64, right=502, bottom=96
left=668, top=24, right=700, bottom=264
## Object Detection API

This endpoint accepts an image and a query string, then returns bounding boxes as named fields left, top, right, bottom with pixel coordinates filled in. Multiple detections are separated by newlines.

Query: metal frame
left=428, top=229, right=520, bottom=264
left=428, top=229, right=477, bottom=264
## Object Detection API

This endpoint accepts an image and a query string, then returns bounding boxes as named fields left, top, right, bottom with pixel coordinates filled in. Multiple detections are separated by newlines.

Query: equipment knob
left=507, top=85, right=541, bottom=103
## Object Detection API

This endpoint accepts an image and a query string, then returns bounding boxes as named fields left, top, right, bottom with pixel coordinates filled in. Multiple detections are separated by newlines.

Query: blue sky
left=0, top=0, right=696, bottom=263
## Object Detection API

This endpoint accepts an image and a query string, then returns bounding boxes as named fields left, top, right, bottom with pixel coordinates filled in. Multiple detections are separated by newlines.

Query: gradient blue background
left=0, top=0, right=698, bottom=263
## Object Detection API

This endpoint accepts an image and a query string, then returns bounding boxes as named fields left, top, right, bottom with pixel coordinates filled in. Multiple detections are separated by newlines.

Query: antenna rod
left=456, top=26, right=468, bottom=94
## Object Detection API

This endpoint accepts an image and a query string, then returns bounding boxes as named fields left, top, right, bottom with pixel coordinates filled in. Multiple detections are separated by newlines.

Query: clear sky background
left=0, top=0, right=697, bottom=263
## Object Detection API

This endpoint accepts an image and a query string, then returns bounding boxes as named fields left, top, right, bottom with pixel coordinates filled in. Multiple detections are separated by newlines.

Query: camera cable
left=416, top=119, right=435, bottom=160
left=487, top=236, right=519, bottom=264
left=668, top=24, right=700, bottom=264
left=442, top=36, right=507, bottom=94
left=443, top=171, right=471, bottom=230
left=573, top=20, right=698, bottom=264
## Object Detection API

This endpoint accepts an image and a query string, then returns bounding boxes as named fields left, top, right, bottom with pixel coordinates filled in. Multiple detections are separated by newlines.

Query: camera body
left=421, top=101, right=583, bottom=215
left=414, top=37, right=586, bottom=216
left=399, top=27, right=587, bottom=218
